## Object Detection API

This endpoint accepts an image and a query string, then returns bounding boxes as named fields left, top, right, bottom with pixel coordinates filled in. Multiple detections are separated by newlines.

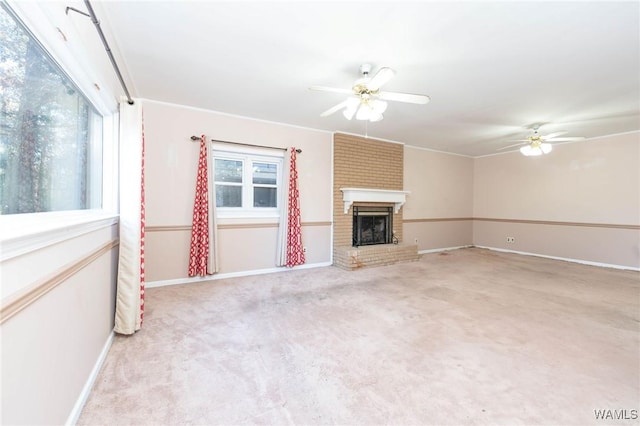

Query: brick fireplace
left=333, top=133, right=419, bottom=270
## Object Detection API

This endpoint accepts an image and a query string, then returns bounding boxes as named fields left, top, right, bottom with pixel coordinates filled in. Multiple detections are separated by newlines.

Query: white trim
left=142, top=98, right=334, bottom=135
left=404, top=143, right=474, bottom=158
left=576, top=129, right=639, bottom=142
left=474, top=245, right=640, bottom=271
left=146, top=261, right=334, bottom=288
left=341, top=188, right=410, bottom=214
left=0, top=214, right=119, bottom=262
left=334, top=131, right=406, bottom=146
left=474, top=130, right=640, bottom=159
left=418, top=245, right=473, bottom=255
left=65, top=330, right=114, bottom=426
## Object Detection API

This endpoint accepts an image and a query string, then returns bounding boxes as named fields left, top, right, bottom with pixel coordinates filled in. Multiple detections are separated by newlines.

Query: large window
left=0, top=3, right=103, bottom=215
left=214, top=149, right=282, bottom=217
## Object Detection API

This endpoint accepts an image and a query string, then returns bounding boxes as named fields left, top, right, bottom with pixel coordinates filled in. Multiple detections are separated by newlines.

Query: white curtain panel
left=276, top=148, right=292, bottom=266
left=114, top=99, right=144, bottom=335
left=207, top=139, right=219, bottom=274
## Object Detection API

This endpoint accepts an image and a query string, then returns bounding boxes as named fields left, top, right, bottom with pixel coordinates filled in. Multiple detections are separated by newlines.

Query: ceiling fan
left=499, top=124, right=585, bottom=156
left=309, top=64, right=430, bottom=122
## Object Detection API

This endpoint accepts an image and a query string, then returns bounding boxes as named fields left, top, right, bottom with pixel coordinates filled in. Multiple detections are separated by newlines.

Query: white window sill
left=0, top=210, right=119, bottom=261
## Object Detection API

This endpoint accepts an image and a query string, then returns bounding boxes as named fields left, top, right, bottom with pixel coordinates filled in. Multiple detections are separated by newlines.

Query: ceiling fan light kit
left=310, top=64, right=430, bottom=123
left=499, top=125, right=585, bottom=157
left=520, top=142, right=553, bottom=156
left=345, top=98, right=387, bottom=122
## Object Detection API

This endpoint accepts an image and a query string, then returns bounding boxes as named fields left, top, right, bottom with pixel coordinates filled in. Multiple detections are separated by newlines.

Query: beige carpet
left=78, top=248, right=640, bottom=425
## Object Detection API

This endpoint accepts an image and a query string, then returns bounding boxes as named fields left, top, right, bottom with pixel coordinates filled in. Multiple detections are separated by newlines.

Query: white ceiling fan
left=499, top=124, right=585, bottom=156
left=309, top=64, right=430, bottom=122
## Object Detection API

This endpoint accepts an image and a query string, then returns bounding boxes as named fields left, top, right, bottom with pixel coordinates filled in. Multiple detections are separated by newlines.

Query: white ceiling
left=96, top=1, right=639, bottom=156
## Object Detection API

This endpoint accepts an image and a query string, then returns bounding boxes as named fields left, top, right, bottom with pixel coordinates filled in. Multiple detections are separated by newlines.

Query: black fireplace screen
left=353, top=206, right=393, bottom=247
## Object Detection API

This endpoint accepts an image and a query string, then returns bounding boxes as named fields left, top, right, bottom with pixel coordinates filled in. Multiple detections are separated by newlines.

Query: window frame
left=0, top=1, right=119, bottom=251
left=212, top=145, right=283, bottom=220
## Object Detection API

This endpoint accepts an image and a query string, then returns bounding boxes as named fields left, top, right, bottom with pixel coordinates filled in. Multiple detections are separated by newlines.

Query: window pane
left=0, top=4, right=103, bottom=214
left=214, top=159, right=242, bottom=183
left=253, top=187, right=277, bottom=208
left=252, top=162, right=277, bottom=185
left=215, top=185, right=242, bottom=207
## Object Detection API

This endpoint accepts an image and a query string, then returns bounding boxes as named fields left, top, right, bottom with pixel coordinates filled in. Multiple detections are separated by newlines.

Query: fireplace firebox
left=352, top=206, right=393, bottom=247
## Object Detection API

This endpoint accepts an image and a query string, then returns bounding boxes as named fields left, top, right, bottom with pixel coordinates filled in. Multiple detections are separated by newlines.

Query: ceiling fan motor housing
left=359, top=63, right=372, bottom=76
left=310, top=64, right=430, bottom=121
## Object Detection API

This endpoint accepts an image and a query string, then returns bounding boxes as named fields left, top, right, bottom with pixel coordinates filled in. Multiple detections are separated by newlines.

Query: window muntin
left=213, top=150, right=282, bottom=217
left=0, top=3, right=103, bottom=215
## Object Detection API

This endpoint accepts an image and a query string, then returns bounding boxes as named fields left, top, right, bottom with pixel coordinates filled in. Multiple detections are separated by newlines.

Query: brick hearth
left=334, top=243, right=420, bottom=270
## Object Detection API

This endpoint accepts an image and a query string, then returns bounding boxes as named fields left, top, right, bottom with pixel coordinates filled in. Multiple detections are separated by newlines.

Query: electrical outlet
left=414, top=238, right=418, bottom=244
left=506, top=237, right=515, bottom=243
left=303, top=247, right=307, bottom=253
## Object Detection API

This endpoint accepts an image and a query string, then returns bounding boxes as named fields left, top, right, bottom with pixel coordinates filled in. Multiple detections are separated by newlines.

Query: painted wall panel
left=1, top=226, right=118, bottom=425
left=474, top=220, right=639, bottom=268
left=473, top=132, right=640, bottom=268
left=1, top=223, right=117, bottom=299
left=144, top=229, right=192, bottom=282
left=142, top=100, right=333, bottom=280
left=404, top=220, right=473, bottom=251
left=403, top=146, right=474, bottom=219
left=402, top=145, right=474, bottom=251
left=145, top=224, right=332, bottom=281
left=473, top=133, right=639, bottom=224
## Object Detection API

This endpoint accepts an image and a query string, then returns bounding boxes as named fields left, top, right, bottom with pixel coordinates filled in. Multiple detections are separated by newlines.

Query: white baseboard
left=418, top=245, right=473, bottom=255
left=66, top=330, right=114, bottom=426
left=146, top=261, right=334, bottom=288
left=474, top=245, right=640, bottom=271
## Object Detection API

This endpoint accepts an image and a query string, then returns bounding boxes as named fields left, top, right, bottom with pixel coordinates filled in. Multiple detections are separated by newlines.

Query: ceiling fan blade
left=497, top=142, right=525, bottom=151
left=320, top=100, right=349, bottom=117
left=507, top=139, right=530, bottom=142
left=309, top=86, right=353, bottom=95
left=367, top=67, right=396, bottom=91
left=378, top=91, right=430, bottom=104
left=542, top=131, right=568, bottom=140
left=546, top=136, right=586, bottom=142
left=341, top=97, right=361, bottom=120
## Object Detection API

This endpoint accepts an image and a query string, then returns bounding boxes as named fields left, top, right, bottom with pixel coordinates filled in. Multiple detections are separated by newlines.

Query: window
left=0, top=3, right=103, bottom=215
left=214, top=149, right=282, bottom=218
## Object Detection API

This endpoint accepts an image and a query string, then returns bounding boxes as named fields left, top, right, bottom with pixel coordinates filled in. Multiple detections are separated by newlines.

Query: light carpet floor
left=78, top=248, right=640, bottom=425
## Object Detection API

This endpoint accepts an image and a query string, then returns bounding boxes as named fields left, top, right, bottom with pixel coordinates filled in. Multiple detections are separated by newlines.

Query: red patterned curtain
left=283, top=147, right=305, bottom=267
left=139, top=118, right=146, bottom=324
left=188, top=135, right=212, bottom=277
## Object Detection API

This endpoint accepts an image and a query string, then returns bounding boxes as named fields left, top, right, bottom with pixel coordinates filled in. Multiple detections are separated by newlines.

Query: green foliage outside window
left=0, top=4, right=103, bottom=214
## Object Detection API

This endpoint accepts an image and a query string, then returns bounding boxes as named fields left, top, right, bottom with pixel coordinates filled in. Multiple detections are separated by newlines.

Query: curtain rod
left=66, top=1, right=134, bottom=105
left=190, top=136, right=302, bottom=153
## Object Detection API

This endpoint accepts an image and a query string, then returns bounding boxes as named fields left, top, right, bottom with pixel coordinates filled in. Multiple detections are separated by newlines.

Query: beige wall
left=473, top=132, right=640, bottom=268
left=142, top=100, right=333, bottom=280
left=1, top=223, right=119, bottom=425
left=403, top=146, right=474, bottom=251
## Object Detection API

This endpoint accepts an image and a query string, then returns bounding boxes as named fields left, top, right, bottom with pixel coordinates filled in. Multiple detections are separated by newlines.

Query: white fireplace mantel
left=340, top=188, right=410, bottom=214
